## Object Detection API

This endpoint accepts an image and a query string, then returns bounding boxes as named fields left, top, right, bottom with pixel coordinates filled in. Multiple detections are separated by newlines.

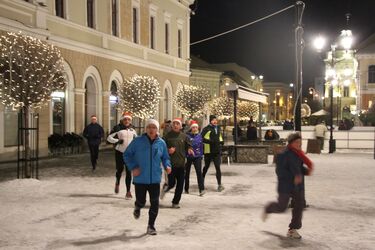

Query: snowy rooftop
left=0, top=151, right=374, bottom=249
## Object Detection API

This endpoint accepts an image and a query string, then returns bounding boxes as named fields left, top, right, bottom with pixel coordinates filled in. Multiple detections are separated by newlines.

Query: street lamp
left=313, top=29, right=354, bottom=153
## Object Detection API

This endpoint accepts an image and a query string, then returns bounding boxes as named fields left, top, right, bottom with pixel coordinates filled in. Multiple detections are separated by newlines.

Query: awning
left=226, top=84, right=268, bottom=104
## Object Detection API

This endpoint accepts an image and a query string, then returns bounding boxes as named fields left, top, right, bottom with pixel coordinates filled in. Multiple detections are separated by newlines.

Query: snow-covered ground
left=1, top=151, right=375, bottom=250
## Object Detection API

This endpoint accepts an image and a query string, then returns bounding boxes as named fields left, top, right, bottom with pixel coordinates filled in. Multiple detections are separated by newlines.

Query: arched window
left=369, top=65, right=375, bottom=83
left=85, top=77, right=97, bottom=126
left=109, top=81, right=118, bottom=129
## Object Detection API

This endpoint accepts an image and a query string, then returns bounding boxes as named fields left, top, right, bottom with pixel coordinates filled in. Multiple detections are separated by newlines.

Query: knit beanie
left=145, top=119, right=159, bottom=130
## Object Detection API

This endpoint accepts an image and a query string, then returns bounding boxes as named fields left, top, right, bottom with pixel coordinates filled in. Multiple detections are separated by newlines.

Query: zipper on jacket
left=150, top=140, right=153, bottom=184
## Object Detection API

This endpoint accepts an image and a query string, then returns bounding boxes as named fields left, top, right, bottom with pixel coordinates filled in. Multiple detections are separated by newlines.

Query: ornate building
left=0, top=0, right=194, bottom=158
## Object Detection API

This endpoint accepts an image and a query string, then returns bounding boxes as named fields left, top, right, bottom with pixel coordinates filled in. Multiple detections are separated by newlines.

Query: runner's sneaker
left=147, top=225, right=157, bottom=235
left=160, top=185, right=169, bottom=200
left=114, top=184, right=119, bottom=194
left=133, top=206, right=140, bottom=219
left=125, top=192, right=132, bottom=200
left=171, top=203, right=180, bottom=209
left=199, top=190, right=206, bottom=196
left=217, top=185, right=225, bottom=192
left=287, top=229, right=302, bottom=239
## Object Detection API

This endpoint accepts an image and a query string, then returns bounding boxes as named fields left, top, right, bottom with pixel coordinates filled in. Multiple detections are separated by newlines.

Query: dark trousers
left=316, top=136, right=324, bottom=150
left=202, top=153, right=222, bottom=185
left=184, top=157, right=204, bottom=192
left=265, top=190, right=304, bottom=229
left=115, top=150, right=131, bottom=192
left=88, top=143, right=99, bottom=169
left=167, top=167, right=185, bottom=205
left=134, top=183, right=160, bottom=227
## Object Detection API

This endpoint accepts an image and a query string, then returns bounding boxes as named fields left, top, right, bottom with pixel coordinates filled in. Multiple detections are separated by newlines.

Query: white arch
left=64, top=60, right=75, bottom=133
left=82, top=65, right=103, bottom=124
left=162, top=80, right=173, bottom=121
left=108, top=69, right=123, bottom=129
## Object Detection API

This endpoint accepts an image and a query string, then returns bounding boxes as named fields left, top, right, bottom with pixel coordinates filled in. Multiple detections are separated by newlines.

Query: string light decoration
left=301, top=103, right=311, bottom=117
left=209, top=96, right=234, bottom=119
left=173, top=84, right=210, bottom=118
left=237, top=101, right=259, bottom=120
left=118, top=74, right=160, bottom=119
left=0, top=32, right=66, bottom=109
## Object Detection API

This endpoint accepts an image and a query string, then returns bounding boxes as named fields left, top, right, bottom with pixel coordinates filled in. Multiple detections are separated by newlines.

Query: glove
left=118, top=139, right=124, bottom=144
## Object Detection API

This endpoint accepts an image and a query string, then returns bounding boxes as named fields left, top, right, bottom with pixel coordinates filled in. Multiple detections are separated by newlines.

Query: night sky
left=190, top=0, right=375, bottom=89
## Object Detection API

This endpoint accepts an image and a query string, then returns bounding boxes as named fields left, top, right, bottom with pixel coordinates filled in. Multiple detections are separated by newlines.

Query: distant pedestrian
left=262, top=132, right=313, bottom=239
left=107, top=112, right=137, bottom=199
left=246, top=122, right=257, bottom=141
left=162, top=120, right=172, bottom=137
left=161, top=118, right=194, bottom=208
left=83, top=115, right=104, bottom=171
left=202, top=115, right=225, bottom=192
left=314, top=121, right=327, bottom=150
left=184, top=120, right=205, bottom=196
left=123, top=119, right=171, bottom=235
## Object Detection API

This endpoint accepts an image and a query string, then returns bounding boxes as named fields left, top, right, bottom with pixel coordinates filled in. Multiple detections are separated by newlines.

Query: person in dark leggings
left=107, top=112, right=137, bottom=199
left=262, top=132, right=313, bottom=239
left=161, top=118, right=194, bottom=208
left=83, top=115, right=104, bottom=171
left=184, top=120, right=205, bottom=196
left=201, top=115, right=224, bottom=192
left=124, top=119, right=171, bottom=235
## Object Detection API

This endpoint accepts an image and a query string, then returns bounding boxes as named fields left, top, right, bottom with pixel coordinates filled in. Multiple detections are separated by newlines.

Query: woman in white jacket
left=107, top=112, right=137, bottom=199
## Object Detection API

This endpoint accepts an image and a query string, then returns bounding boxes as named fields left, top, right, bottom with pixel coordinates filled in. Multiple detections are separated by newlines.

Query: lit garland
left=118, top=74, right=160, bottom=119
left=237, top=101, right=259, bottom=120
left=301, top=103, right=311, bottom=117
left=0, top=32, right=66, bottom=109
left=209, top=96, right=234, bottom=119
left=173, top=84, right=210, bottom=118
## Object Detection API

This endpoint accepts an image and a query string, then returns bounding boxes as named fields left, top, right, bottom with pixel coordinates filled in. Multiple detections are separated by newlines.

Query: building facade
left=0, top=0, right=194, bottom=159
left=356, top=33, right=375, bottom=112
left=262, top=82, right=293, bottom=121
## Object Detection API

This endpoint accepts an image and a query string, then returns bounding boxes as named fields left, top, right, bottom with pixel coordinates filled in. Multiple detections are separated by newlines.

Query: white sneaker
left=160, top=185, right=169, bottom=200
left=287, top=229, right=302, bottom=239
left=199, top=190, right=206, bottom=196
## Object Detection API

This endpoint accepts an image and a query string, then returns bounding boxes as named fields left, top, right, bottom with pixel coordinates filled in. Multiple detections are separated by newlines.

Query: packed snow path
left=0, top=151, right=374, bottom=250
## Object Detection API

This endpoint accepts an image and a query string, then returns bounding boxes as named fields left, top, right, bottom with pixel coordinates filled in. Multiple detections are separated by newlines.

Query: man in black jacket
left=83, top=115, right=104, bottom=171
left=201, top=115, right=224, bottom=192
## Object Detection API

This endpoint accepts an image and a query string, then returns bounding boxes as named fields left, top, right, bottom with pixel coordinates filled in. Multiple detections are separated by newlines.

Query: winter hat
left=145, top=118, right=159, bottom=130
left=209, top=115, right=217, bottom=122
left=121, top=112, right=132, bottom=120
left=190, top=120, right=199, bottom=128
left=172, top=118, right=183, bottom=126
left=287, top=132, right=302, bottom=144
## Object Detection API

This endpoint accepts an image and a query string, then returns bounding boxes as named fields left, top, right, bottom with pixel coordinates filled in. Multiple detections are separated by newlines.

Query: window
left=55, top=0, right=65, bottom=18
left=343, top=86, right=349, bottom=97
left=110, top=81, right=118, bottom=129
left=51, top=92, right=65, bottom=135
left=87, top=0, right=95, bottom=29
left=165, top=23, right=169, bottom=54
left=369, top=65, right=375, bottom=83
left=150, top=16, right=155, bottom=49
left=132, top=7, right=139, bottom=43
left=111, top=0, right=118, bottom=36
left=4, top=107, right=18, bottom=147
left=178, top=29, right=182, bottom=58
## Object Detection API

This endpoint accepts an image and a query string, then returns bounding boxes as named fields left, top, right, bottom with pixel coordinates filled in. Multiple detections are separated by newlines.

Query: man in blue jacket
left=124, top=119, right=171, bottom=235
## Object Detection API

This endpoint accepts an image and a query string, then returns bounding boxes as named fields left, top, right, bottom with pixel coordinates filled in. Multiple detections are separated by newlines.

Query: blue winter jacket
left=123, top=134, right=171, bottom=184
left=186, top=132, right=203, bottom=159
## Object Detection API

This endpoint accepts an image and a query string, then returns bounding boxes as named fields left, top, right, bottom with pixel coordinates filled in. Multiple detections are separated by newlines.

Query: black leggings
left=185, top=157, right=204, bottom=192
left=202, top=153, right=222, bottom=185
left=134, top=183, right=160, bottom=227
left=115, top=150, right=132, bottom=192
left=88, top=144, right=99, bottom=169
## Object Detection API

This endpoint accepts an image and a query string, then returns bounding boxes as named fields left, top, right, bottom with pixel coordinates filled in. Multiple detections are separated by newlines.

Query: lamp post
left=314, top=30, right=354, bottom=154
